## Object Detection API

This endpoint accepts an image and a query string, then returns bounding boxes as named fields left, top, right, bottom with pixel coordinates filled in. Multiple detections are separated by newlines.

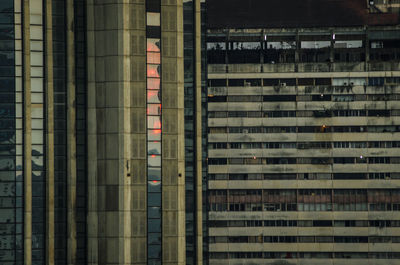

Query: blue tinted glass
left=148, top=232, right=161, bottom=244
left=0, top=105, right=14, bottom=117
left=148, top=244, right=161, bottom=258
left=148, top=206, right=161, bottom=218
left=148, top=181, right=161, bottom=193
left=0, top=156, right=15, bottom=170
left=0, top=52, right=14, bottom=66
left=0, top=78, right=15, bottom=91
left=0, top=40, right=14, bottom=51
left=148, top=259, right=162, bottom=265
left=148, top=219, right=161, bottom=233
left=0, top=1, right=13, bottom=13
left=148, top=193, right=161, bottom=207
left=0, top=131, right=15, bottom=143
left=0, top=66, right=14, bottom=76
left=148, top=167, right=161, bottom=180
left=0, top=13, right=13, bottom=24
left=0, top=25, right=13, bottom=40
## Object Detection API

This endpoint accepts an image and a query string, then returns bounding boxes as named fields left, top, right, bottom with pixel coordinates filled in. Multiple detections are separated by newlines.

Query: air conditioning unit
left=243, top=129, right=248, bottom=134
left=280, top=82, right=286, bottom=87
left=350, top=82, right=354, bottom=86
left=343, top=82, right=347, bottom=86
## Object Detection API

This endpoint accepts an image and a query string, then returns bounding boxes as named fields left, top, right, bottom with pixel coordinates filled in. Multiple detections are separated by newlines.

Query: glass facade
left=74, top=0, right=87, bottom=263
left=0, top=0, right=21, bottom=264
left=30, top=0, right=46, bottom=263
left=147, top=1, right=162, bottom=263
left=52, top=0, right=67, bottom=263
left=183, top=0, right=195, bottom=263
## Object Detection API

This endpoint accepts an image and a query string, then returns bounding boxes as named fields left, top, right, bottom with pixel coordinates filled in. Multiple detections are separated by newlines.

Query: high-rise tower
left=0, top=0, right=205, bottom=264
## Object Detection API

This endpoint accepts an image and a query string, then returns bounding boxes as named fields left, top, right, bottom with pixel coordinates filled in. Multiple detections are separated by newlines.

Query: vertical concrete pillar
left=45, top=0, right=55, bottom=264
left=22, top=0, right=32, bottom=264
left=161, top=0, right=186, bottom=264
left=194, top=0, right=203, bottom=264
left=66, top=0, right=77, bottom=264
left=87, top=0, right=132, bottom=264
left=129, top=0, right=147, bottom=264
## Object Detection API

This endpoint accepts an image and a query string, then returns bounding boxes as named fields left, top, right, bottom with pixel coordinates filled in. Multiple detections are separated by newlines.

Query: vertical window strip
left=30, top=0, right=45, bottom=263
left=146, top=5, right=162, bottom=263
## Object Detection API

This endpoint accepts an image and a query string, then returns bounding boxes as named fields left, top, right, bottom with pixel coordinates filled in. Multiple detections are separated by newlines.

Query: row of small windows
left=208, top=77, right=399, bottom=87
left=209, top=236, right=400, bottom=244
left=208, top=125, right=400, bottom=133
left=209, top=252, right=400, bottom=259
left=209, top=141, right=400, bottom=150
left=207, top=39, right=400, bottom=64
left=208, top=157, right=400, bottom=165
left=208, top=94, right=400, bottom=102
left=207, top=39, right=400, bottom=51
left=208, top=109, right=399, bottom=118
left=209, top=202, right=400, bottom=212
left=208, top=219, right=400, bottom=228
left=208, top=189, right=400, bottom=211
left=209, top=172, right=400, bottom=180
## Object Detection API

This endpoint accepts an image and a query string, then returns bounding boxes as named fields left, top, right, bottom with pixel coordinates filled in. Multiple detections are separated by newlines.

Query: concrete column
left=161, top=0, right=186, bottom=264
left=44, top=0, right=55, bottom=264
left=129, top=1, right=147, bottom=264
left=22, top=0, right=32, bottom=264
left=66, top=0, right=77, bottom=264
left=87, top=0, right=132, bottom=264
left=194, top=0, right=203, bottom=264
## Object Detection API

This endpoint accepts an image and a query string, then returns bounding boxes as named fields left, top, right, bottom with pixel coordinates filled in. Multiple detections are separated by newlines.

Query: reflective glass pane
left=148, top=244, right=161, bottom=258
left=147, top=64, right=160, bottom=78
left=148, top=155, right=161, bottom=167
left=147, top=141, right=161, bottom=155
left=148, top=167, right=161, bottom=181
left=147, top=90, right=161, bottom=103
left=148, top=206, right=161, bottom=219
left=148, top=232, right=161, bottom=245
left=147, top=39, right=161, bottom=52
left=147, top=116, right=161, bottom=129
left=147, top=52, right=160, bottom=64
left=147, top=193, right=161, bottom=207
left=147, top=104, right=161, bottom=115
left=148, top=129, right=161, bottom=141
left=147, top=78, right=160, bottom=90
left=148, top=180, right=161, bottom=193
left=148, top=218, right=161, bottom=232
left=146, top=12, right=160, bottom=26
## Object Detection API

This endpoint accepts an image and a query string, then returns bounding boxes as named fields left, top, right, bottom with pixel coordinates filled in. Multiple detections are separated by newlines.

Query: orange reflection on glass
left=147, top=64, right=160, bottom=78
left=147, top=104, right=161, bottom=115
left=148, top=116, right=161, bottom=129
left=147, top=39, right=161, bottom=52
left=147, top=52, right=161, bottom=64
left=147, top=78, right=160, bottom=90
left=147, top=90, right=161, bottom=103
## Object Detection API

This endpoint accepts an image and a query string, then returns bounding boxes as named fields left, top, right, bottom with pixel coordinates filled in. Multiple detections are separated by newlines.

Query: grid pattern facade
left=206, top=27, right=400, bottom=264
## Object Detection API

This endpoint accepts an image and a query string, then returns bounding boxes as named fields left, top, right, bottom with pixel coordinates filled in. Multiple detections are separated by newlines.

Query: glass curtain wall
left=146, top=0, right=162, bottom=263
left=30, top=0, right=46, bottom=263
left=52, top=0, right=67, bottom=263
left=0, top=0, right=21, bottom=264
left=183, top=0, right=195, bottom=263
left=74, top=0, right=87, bottom=262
